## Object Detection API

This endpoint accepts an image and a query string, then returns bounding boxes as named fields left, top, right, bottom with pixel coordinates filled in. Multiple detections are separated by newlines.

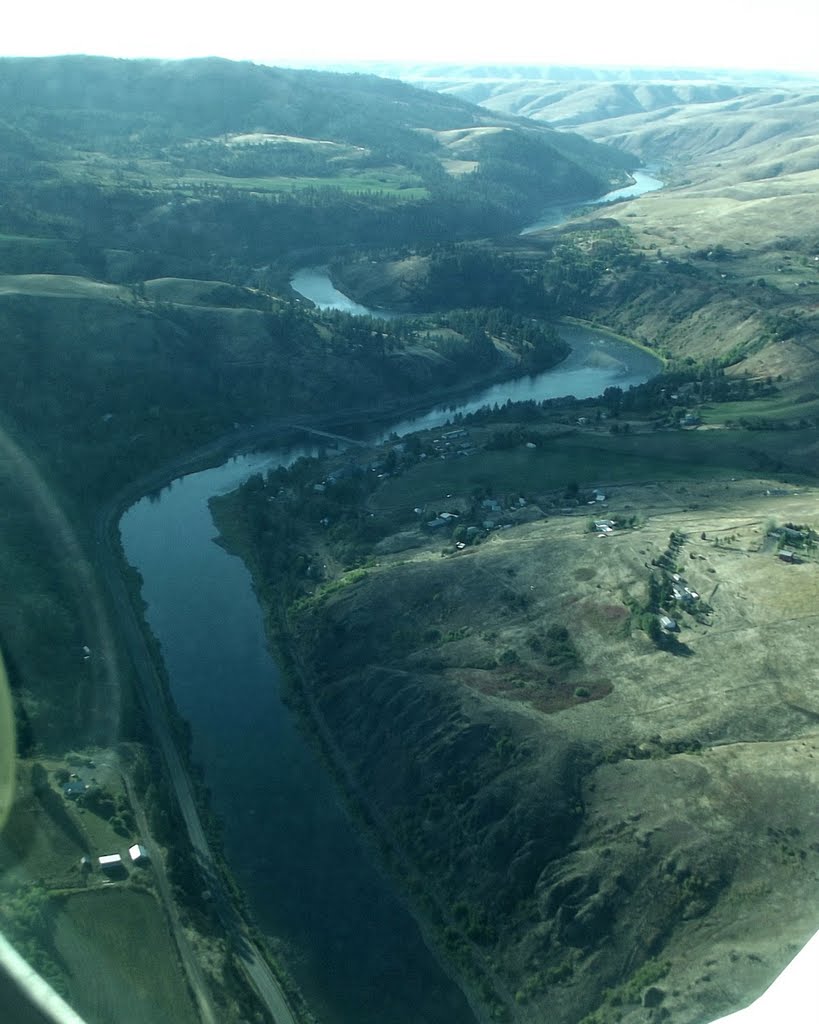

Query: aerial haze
left=5, top=0, right=819, bottom=74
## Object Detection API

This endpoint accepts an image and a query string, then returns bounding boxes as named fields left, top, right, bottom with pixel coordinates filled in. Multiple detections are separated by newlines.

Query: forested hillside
left=0, top=56, right=633, bottom=284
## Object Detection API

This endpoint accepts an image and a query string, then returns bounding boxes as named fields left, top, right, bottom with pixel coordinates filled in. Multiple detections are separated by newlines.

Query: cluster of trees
left=0, top=882, right=65, bottom=995
left=405, top=247, right=544, bottom=311
left=393, top=231, right=649, bottom=321
left=179, top=138, right=354, bottom=180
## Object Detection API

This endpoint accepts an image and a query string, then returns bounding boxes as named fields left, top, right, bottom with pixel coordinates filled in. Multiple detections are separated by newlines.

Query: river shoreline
left=211, top=500, right=503, bottom=1024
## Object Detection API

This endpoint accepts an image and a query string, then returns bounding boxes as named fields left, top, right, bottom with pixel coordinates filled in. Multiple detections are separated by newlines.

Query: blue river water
left=521, top=167, right=664, bottom=234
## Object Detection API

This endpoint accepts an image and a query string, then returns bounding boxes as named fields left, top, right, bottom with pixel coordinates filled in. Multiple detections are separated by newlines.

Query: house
left=63, top=780, right=87, bottom=800
left=129, top=844, right=150, bottom=866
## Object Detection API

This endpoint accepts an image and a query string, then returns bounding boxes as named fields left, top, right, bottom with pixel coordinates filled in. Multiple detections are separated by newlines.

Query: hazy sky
left=5, top=0, right=819, bottom=74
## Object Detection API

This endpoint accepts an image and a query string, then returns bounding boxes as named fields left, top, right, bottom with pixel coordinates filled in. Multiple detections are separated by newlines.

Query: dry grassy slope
left=434, top=80, right=748, bottom=134
left=615, top=178, right=819, bottom=250
left=554, top=91, right=819, bottom=382
left=576, top=91, right=819, bottom=181
left=330, top=254, right=431, bottom=311
left=576, top=188, right=819, bottom=385
left=291, top=482, right=819, bottom=1024
left=449, top=78, right=819, bottom=263
left=514, top=85, right=819, bottom=288
left=431, top=79, right=819, bottom=179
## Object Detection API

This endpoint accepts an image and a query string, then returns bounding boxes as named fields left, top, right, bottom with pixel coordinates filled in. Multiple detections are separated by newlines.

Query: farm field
left=49, top=889, right=198, bottom=1024
left=0, top=755, right=202, bottom=1024
left=370, top=428, right=817, bottom=514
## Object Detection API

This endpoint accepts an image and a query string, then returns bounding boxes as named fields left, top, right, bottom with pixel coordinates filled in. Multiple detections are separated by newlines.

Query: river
left=520, top=167, right=664, bottom=234
left=120, top=287, right=659, bottom=1023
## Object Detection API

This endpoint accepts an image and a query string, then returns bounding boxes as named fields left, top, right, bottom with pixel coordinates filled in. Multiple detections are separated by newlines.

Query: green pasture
left=699, top=392, right=819, bottom=425
left=50, top=889, right=198, bottom=1024
left=59, top=156, right=428, bottom=198
left=0, top=786, right=86, bottom=888
left=175, top=170, right=428, bottom=198
left=371, top=428, right=817, bottom=510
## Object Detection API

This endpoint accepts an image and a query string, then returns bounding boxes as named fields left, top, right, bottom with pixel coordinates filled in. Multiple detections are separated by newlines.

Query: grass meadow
left=371, top=428, right=816, bottom=512
left=50, top=889, right=198, bottom=1024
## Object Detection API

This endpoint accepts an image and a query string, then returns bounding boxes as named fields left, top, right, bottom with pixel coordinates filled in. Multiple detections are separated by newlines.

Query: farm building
left=129, top=844, right=150, bottom=866
left=98, top=853, right=125, bottom=876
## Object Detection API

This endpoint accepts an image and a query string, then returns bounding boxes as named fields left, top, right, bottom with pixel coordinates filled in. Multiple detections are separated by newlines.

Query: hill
left=313, top=68, right=819, bottom=401
left=0, top=56, right=633, bottom=284
left=213, top=401, right=819, bottom=1024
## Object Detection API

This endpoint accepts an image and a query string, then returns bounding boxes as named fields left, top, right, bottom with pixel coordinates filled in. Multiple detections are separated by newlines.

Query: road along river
left=119, top=303, right=659, bottom=1023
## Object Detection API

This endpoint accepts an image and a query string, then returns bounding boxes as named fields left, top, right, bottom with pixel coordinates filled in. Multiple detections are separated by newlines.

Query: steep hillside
left=215, top=423, right=819, bottom=1024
